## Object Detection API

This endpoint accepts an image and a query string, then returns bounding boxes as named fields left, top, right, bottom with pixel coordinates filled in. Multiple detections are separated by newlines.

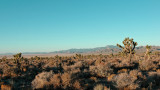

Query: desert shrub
left=1, top=64, right=20, bottom=78
left=147, top=72, right=160, bottom=89
left=154, top=51, right=160, bottom=57
left=95, top=59, right=102, bottom=66
left=1, top=64, right=12, bottom=77
left=31, top=71, right=54, bottom=89
left=43, top=60, right=57, bottom=69
left=32, top=71, right=80, bottom=89
left=90, top=64, right=113, bottom=77
left=117, top=69, right=128, bottom=73
left=0, top=69, right=2, bottom=78
left=112, top=72, right=139, bottom=89
left=66, top=59, right=75, bottom=66
left=107, top=74, right=116, bottom=82
left=1, top=84, right=12, bottom=90
left=64, top=61, right=89, bottom=73
left=69, top=69, right=95, bottom=89
left=129, top=70, right=143, bottom=78
left=112, top=70, right=146, bottom=89
left=61, top=72, right=72, bottom=89
left=2, top=56, right=7, bottom=61
left=85, top=59, right=95, bottom=66
left=93, top=84, right=105, bottom=90
left=73, top=80, right=81, bottom=89
left=50, top=74, right=61, bottom=89
left=139, top=60, right=158, bottom=71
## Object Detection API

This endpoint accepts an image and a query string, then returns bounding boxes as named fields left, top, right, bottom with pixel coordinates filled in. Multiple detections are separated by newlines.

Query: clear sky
left=0, top=0, right=160, bottom=53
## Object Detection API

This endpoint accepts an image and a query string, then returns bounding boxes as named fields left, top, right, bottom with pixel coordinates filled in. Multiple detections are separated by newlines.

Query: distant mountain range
left=50, top=45, right=160, bottom=54
left=50, top=45, right=118, bottom=54
left=1, top=45, right=160, bottom=55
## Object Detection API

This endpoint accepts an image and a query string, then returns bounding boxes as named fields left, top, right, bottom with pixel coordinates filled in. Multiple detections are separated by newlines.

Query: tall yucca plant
left=145, top=45, right=151, bottom=60
left=117, top=37, right=138, bottom=61
left=13, top=53, right=22, bottom=64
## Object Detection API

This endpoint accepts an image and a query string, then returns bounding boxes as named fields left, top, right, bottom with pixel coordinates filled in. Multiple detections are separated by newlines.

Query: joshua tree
left=145, top=45, right=151, bottom=60
left=117, top=37, right=138, bottom=61
left=2, top=56, right=7, bottom=61
left=13, top=53, right=22, bottom=64
left=76, top=54, right=83, bottom=60
left=13, top=53, right=23, bottom=71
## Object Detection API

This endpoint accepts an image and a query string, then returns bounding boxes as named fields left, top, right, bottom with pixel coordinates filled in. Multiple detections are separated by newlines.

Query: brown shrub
left=93, top=84, right=109, bottom=90
left=90, top=64, right=113, bottom=77
left=73, top=80, right=81, bottom=89
left=139, top=60, right=158, bottom=71
left=61, top=72, right=72, bottom=89
left=118, top=69, right=128, bottom=73
left=147, top=71, right=160, bottom=88
left=129, top=70, right=144, bottom=79
left=107, top=74, right=116, bottom=82
left=87, top=59, right=96, bottom=65
left=22, top=67, right=27, bottom=72
left=112, top=73, right=139, bottom=89
left=90, top=77, right=97, bottom=81
left=95, top=59, right=102, bottom=66
left=64, top=61, right=88, bottom=72
left=50, top=74, right=61, bottom=89
left=93, top=84, right=105, bottom=90
left=1, top=84, right=12, bottom=90
left=31, top=71, right=54, bottom=89
left=156, top=69, right=160, bottom=72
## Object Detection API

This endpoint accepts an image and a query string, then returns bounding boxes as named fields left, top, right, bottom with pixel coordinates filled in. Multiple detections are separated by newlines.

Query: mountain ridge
left=1, top=45, right=160, bottom=55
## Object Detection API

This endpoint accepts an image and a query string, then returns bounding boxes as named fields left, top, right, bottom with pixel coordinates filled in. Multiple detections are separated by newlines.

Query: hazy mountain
left=50, top=45, right=160, bottom=54
left=50, top=45, right=118, bottom=54
left=0, top=45, right=160, bottom=55
left=51, top=45, right=160, bottom=54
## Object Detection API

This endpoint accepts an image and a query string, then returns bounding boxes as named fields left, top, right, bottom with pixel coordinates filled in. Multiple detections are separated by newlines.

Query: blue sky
left=0, top=0, right=160, bottom=53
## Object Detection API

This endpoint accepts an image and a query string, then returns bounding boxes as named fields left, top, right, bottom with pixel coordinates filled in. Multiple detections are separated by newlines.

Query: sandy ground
left=0, top=53, right=76, bottom=59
